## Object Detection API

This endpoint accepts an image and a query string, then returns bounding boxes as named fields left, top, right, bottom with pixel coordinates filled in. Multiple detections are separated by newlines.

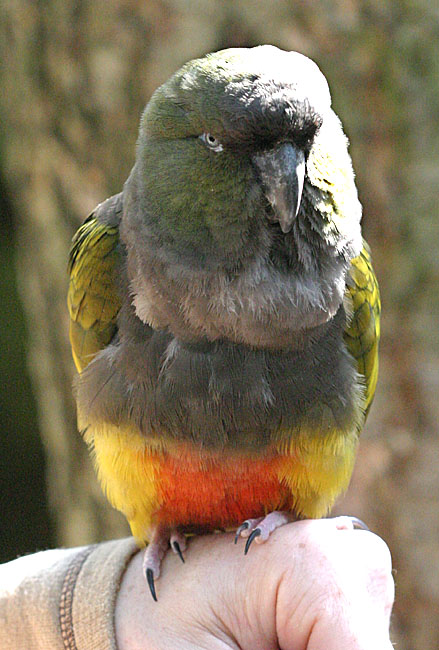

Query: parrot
left=67, top=45, right=380, bottom=601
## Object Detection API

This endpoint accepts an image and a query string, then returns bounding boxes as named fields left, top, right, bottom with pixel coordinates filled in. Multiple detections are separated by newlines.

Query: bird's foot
left=235, top=510, right=293, bottom=555
left=142, top=526, right=187, bottom=601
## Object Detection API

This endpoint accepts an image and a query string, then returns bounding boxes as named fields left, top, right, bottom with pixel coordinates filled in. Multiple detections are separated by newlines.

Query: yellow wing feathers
left=68, top=214, right=121, bottom=372
left=344, top=244, right=381, bottom=415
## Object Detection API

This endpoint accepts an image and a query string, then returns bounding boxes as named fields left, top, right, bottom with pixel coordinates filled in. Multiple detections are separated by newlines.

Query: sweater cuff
left=61, top=538, right=138, bottom=650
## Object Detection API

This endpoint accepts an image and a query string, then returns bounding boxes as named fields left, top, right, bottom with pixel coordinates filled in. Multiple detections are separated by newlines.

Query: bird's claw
left=234, top=521, right=249, bottom=544
left=172, top=540, right=185, bottom=563
left=348, top=516, right=370, bottom=531
left=145, top=567, right=158, bottom=602
left=244, top=528, right=261, bottom=555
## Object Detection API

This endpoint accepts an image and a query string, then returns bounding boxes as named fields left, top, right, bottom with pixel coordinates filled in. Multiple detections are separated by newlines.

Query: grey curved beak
left=253, top=142, right=305, bottom=234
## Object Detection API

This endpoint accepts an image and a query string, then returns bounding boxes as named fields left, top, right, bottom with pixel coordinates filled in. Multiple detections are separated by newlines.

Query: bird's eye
left=200, top=132, right=223, bottom=152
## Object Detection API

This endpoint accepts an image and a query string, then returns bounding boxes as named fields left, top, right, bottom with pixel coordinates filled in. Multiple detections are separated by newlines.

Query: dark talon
left=244, top=528, right=261, bottom=555
left=146, top=567, right=158, bottom=602
left=172, top=540, right=185, bottom=563
left=235, top=521, right=249, bottom=544
left=349, top=516, right=370, bottom=531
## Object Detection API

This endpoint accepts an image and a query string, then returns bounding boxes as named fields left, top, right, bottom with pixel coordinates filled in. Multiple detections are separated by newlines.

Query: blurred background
left=0, top=1, right=438, bottom=647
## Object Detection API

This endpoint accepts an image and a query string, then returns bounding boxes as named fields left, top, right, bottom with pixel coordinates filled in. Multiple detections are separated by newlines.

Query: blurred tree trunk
left=0, top=2, right=438, bottom=648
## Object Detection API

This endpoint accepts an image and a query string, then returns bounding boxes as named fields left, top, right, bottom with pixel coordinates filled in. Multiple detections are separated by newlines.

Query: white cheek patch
left=133, top=290, right=151, bottom=324
left=131, top=275, right=166, bottom=329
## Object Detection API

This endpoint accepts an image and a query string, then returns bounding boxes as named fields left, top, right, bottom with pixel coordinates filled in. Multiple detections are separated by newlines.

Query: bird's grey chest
left=90, top=305, right=362, bottom=451
left=130, top=233, right=348, bottom=350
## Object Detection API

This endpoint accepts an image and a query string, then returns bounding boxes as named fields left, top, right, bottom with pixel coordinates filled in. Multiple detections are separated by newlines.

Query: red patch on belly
left=153, top=451, right=293, bottom=530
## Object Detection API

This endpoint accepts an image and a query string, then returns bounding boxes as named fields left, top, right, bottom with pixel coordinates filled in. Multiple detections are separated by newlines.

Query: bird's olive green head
left=128, top=45, right=361, bottom=267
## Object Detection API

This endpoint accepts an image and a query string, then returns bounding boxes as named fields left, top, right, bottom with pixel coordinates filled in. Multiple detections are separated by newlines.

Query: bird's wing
left=67, top=194, right=122, bottom=373
left=344, top=243, right=381, bottom=417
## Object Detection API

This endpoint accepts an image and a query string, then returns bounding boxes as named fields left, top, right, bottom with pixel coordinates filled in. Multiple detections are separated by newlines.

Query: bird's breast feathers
left=90, top=420, right=359, bottom=539
left=76, top=304, right=364, bottom=455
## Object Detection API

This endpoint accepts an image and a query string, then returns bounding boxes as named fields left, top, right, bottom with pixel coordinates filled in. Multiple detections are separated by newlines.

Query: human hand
left=115, top=517, right=394, bottom=649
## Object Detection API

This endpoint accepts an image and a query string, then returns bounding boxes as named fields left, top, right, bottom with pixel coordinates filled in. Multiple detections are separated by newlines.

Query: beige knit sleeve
left=0, top=538, right=138, bottom=650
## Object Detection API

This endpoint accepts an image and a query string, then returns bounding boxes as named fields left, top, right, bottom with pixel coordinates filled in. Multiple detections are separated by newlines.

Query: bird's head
left=121, top=46, right=363, bottom=344
left=125, top=45, right=361, bottom=272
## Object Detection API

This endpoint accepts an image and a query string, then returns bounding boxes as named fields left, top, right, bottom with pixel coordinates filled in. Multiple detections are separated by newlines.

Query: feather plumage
left=67, top=46, right=380, bottom=545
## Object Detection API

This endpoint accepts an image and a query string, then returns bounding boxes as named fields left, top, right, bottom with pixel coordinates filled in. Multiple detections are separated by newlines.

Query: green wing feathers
left=344, top=243, right=381, bottom=417
left=68, top=212, right=121, bottom=373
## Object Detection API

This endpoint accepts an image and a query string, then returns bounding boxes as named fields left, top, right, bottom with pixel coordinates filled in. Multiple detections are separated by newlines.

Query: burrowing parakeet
left=68, top=45, right=380, bottom=600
